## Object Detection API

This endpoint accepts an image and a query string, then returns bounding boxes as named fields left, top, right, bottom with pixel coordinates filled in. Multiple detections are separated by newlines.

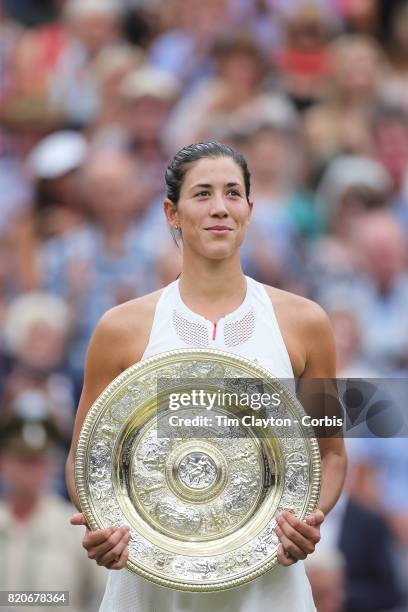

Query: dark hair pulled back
left=165, top=141, right=251, bottom=204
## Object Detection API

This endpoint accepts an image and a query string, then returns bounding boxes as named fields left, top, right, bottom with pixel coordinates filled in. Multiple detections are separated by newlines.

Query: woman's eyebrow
left=189, top=181, right=242, bottom=193
left=189, top=182, right=212, bottom=193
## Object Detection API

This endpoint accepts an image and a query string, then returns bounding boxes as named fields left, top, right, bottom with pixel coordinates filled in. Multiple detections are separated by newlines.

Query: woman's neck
left=179, top=255, right=246, bottom=320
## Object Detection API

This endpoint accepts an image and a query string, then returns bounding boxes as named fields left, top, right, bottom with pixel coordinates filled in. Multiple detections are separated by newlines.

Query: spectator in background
left=383, top=2, right=408, bottom=113
left=227, top=0, right=283, bottom=56
left=0, top=163, right=41, bottom=366
left=3, top=0, right=59, bottom=27
left=305, top=546, right=345, bottom=612
left=277, top=3, right=335, bottom=112
left=2, top=292, right=74, bottom=433
left=118, top=65, right=181, bottom=195
left=238, top=121, right=307, bottom=290
left=328, top=307, right=376, bottom=378
left=340, top=0, right=379, bottom=36
left=40, top=149, right=156, bottom=387
left=50, top=0, right=124, bottom=126
left=27, top=130, right=88, bottom=239
left=314, top=206, right=408, bottom=376
left=307, top=155, right=392, bottom=299
left=0, top=155, right=32, bottom=243
left=148, top=0, right=228, bottom=87
left=90, top=44, right=144, bottom=138
left=0, top=236, right=18, bottom=390
left=350, top=211, right=408, bottom=372
left=7, top=6, right=67, bottom=113
left=0, top=0, right=22, bottom=112
left=312, top=489, right=404, bottom=612
left=371, top=106, right=408, bottom=235
left=315, top=155, right=392, bottom=229
left=5, top=131, right=88, bottom=293
left=348, top=436, right=408, bottom=602
left=0, top=0, right=64, bottom=159
left=372, top=106, right=408, bottom=197
left=121, top=0, right=161, bottom=50
left=0, top=409, right=106, bottom=611
left=164, top=33, right=292, bottom=152
left=303, top=34, right=386, bottom=172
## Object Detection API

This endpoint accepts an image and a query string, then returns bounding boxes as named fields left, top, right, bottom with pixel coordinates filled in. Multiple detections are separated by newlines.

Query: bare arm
left=66, top=309, right=125, bottom=509
left=300, top=302, right=347, bottom=517
left=65, top=291, right=158, bottom=507
left=65, top=295, right=157, bottom=570
left=275, top=300, right=347, bottom=566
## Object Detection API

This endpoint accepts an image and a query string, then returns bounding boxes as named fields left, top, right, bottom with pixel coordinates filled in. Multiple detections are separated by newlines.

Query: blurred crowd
left=1, top=0, right=408, bottom=610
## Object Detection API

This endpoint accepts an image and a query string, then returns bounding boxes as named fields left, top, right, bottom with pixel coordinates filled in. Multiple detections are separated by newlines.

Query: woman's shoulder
left=262, top=285, right=335, bottom=377
left=102, top=289, right=164, bottom=327
left=262, top=284, right=331, bottom=334
left=92, top=289, right=165, bottom=368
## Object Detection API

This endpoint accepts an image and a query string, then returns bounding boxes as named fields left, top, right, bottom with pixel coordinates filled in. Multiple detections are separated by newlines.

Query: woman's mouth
left=205, top=226, right=233, bottom=235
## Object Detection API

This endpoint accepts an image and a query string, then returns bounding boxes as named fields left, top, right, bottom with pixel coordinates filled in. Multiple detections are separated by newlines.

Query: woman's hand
left=70, top=513, right=131, bottom=569
left=275, top=509, right=324, bottom=566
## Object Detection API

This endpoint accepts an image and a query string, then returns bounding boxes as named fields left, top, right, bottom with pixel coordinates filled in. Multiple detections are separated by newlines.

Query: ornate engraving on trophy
left=178, top=452, right=218, bottom=490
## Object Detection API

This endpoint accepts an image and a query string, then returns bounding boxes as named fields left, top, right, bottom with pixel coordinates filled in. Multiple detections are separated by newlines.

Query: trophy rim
left=75, top=348, right=321, bottom=592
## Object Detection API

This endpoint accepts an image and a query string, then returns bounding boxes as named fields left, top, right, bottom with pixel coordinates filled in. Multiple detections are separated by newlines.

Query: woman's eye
left=227, top=190, right=241, bottom=197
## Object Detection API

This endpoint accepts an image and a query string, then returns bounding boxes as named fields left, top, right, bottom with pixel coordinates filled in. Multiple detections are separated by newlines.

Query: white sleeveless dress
left=99, top=276, right=316, bottom=612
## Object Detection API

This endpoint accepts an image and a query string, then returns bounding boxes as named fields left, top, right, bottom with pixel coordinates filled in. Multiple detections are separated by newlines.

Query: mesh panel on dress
left=223, top=308, right=255, bottom=347
left=172, top=310, right=209, bottom=347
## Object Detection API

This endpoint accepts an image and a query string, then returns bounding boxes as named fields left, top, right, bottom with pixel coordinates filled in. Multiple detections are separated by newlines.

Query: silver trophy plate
left=75, top=349, right=321, bottom=591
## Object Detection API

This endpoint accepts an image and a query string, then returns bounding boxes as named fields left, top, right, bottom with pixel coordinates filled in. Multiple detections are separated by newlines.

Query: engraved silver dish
left=75, top=349, right=321, bottom=591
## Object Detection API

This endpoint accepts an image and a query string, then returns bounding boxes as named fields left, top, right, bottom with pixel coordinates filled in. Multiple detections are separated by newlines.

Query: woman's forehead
left=183, top=157, right=244, bottom=188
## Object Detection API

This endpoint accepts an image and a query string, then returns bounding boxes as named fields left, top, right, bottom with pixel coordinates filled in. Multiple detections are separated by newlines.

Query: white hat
left=3, top=292, right=71, bottom=355
left=120, top=66, right=181, bottom=101
left=28, top=131, right=88, bottom=179
left=317, top=155, right=393, bottom=211
left=65, top=0, right=122, bottom=19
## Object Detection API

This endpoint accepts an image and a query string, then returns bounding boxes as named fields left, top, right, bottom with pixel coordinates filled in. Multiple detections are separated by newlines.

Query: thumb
left=305, top=509, right=325, bottom=527
left=70, top=512, right=87, bottom=526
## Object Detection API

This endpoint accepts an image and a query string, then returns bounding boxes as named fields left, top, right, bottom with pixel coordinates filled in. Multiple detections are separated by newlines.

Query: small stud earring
left=174, top=224, right=179, bottom=230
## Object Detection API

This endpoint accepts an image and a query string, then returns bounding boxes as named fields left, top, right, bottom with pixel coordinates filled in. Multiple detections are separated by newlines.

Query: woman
left=66, top=142, right=347, bottom=611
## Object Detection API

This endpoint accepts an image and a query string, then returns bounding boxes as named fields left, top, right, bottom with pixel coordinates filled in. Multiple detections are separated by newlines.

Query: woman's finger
left=106, top=546, right=129, bottom=570
left=277, top=543, right=297, bottom=566
left=97, top=533, right=132, bottom=566
left=83, top=526, right=116, bottom=551
left=305, top=509, right=325, bottom=527
left=275, top=525, right=306, bottom=561
left=87, top=527, right=126, bottom=560
left=277, top=516, right=317, bottom=555
left=70, top=513, right=87, bottom=526
left=281, top=512, right=321, bottom=544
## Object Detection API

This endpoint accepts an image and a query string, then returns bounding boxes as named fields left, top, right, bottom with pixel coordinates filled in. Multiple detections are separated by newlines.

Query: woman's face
left=165, top=156, right=252, bottom=261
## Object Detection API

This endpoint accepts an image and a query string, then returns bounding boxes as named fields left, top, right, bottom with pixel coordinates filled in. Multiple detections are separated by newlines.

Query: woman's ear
left=163, top=198, right=179, bottom=229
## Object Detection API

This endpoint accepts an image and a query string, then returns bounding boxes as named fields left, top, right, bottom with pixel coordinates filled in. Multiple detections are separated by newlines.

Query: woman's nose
left=209, top=194, right=228, bottom=216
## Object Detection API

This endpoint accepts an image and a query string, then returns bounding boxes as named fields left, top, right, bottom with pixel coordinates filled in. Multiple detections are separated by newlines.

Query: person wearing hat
left=12, top=131, right=88, bottom=292
left=119, top=65, right=181, bottom=196
left=27, top=130, right=88, bottom=239
left=0, top=393, right=107, bottom=611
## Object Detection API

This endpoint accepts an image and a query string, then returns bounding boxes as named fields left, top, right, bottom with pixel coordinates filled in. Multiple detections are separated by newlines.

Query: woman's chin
left=186, top=240, right=238, bottom=261
left=203, top=246, right=236, bottom=260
